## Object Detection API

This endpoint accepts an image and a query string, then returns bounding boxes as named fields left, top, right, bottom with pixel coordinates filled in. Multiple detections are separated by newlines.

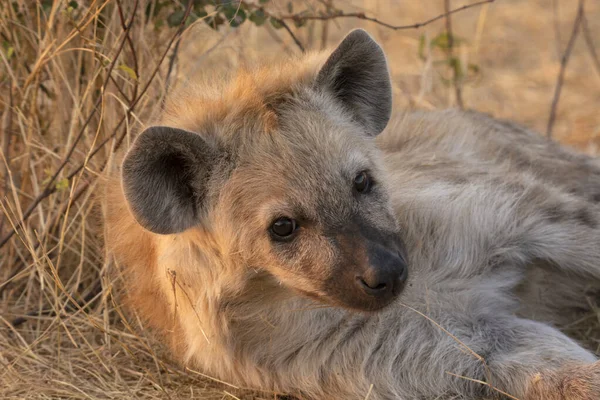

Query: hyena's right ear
left=316, top=29, right=392, bottom=136
left=121, top=126, right=217, bottom=235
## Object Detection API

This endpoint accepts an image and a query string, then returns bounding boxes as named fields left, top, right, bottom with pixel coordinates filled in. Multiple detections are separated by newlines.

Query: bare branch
left=243, top=0, right=494, bottom=53
left=165, top=36, right=182, bottom=94
left=116, top=0, right=140, bottom=101
left=444, top=0, right=464, bottom=109
left=581, top=12, right=600, bottom=78
left=277, top=18, right=305, bottom=52
left=546, top=0, right=584, bottom=139
left=0, top=0, right=194, bottom=252
left=278, top=0, right=495, bottom=31
left=0, top=79, right=13, bottom=236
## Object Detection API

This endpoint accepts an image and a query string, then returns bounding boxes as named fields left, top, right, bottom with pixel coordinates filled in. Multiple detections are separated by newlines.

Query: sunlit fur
left=105, top=31, right=600, bottom=399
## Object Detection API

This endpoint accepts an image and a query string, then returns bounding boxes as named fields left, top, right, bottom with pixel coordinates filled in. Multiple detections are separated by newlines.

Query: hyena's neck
left=157, top=229, right=382, bottom=393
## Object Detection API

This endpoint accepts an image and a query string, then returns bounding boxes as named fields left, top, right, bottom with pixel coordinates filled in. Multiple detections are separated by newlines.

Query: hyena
left=105, top=29, right=600, bottom=399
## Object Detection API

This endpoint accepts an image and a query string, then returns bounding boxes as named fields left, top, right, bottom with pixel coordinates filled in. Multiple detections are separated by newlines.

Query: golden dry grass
left=0, top=1, right=599, bottom=399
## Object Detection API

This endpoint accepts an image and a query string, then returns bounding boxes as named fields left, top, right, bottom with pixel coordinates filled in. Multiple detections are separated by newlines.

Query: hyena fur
left=104, top=29, right=600, bottom=399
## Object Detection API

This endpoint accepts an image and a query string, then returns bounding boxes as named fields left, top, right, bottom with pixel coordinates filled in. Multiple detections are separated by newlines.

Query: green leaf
left=55, top=178, right=69, bottom=191
left=145, top=1, right=161, bottom=19
left=430, top=32, right=464, bottom=50
left=118, top=64, right=138, bottom=81
left=167, top=9, right=185, bottom=27
left=222, top=4, right=236, bottom=19
left=468, top=63, right=480, bottom=74
left=430, top=32, right=451, bottom=50
left=3, top=41, right=14, bottom=60
left=293, top=18, right=306, bottom=28
left=249, top=9, right=267, bottom=26
left=204, top=14, right=225, bottom=30
left=196, top=9, right=208, bottom=19
left=418, top=34, right=426, bottom=61
left=68, top=1, right=78, bottom=9
left=269, top=17, right=283, bottom=30
left=41, top=0, right=52, bottom=14
left=228, top=8, right=246, bottom=28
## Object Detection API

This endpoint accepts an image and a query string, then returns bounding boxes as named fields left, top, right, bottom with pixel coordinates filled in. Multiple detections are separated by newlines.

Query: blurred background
left=0, top=1, right=599, bottom=398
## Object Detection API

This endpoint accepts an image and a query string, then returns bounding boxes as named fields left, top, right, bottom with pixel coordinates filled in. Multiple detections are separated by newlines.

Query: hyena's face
left=224, top=113, right=408, bottom=311
left=121, top=30, right=407, bottom=312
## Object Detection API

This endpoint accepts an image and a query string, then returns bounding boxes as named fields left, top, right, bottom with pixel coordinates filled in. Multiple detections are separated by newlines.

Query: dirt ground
left=1, top=1, right=599, bottom=399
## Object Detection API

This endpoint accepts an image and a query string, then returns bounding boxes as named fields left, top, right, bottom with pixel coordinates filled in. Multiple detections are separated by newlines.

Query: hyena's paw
left=525, top=361, right=600, bottom=400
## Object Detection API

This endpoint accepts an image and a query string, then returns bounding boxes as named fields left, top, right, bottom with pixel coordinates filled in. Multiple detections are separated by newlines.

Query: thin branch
left=243, top=0, right=494, bottom=53
left=277, top=18, right=305, bottom=52
left=0, top=79, right=13, bottom=236
left=238, top=2, right=305, bottom=52
left=116, top=0, right=140, bottom=101
left=165, top=36, right=182, bottom=95
left=0, top=0, right=194, bottom=252
left=0, top=4, right=137, bottom=250
left=0, top=97, right=101, bottom=250
left=278, top=0, right=495, bottom=31
left=444, top=0, right=464, bottom=109
left=546, top=0, right=584, bottom=138
left=552, top=0, right=562, bottom=60
left=581, top=12, right=600, bottom=78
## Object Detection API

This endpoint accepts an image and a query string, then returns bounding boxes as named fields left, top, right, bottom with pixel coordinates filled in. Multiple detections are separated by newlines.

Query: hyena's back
left=380, top=109, right=600, bottom=205
left=380, top=109, right=600, bottom=325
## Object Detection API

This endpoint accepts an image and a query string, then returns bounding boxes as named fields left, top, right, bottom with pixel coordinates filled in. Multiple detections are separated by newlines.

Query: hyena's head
left=121, top=30, right=407, bottom=312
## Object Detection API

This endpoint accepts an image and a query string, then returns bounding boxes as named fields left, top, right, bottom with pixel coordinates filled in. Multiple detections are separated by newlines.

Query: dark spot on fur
left=281, top=346, right=304, bottom=365
left=574, top=207, right=598, bottom=229
left=592, top=192, right=600, bottom=204
left=337, top=317, right=369, bottom=345
left=488, top=254, right=505, bottom=269
left=542, top=204, right=566, bottom=224
left=449, top=174, right=469, bottom=185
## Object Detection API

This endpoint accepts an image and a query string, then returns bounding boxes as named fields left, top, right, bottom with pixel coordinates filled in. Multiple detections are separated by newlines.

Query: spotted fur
left=104, top=30, right=600, bottom=399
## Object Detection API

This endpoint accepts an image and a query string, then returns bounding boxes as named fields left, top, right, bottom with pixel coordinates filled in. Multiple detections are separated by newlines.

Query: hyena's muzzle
left=324, top=218, right=408, bottom=312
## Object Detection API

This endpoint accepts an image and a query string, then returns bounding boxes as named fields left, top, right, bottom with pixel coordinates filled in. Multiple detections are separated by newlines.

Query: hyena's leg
left=485, top=319, right=600, bottom=400
left=382, top=301, right=599, bottom=400
left=457, top=315, right=600, bottom=400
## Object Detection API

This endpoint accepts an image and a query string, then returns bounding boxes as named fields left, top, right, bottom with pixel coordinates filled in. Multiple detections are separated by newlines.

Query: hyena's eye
left=270, top=217, right=299, bottom=240
left=353, top=171, right=372, bottom=194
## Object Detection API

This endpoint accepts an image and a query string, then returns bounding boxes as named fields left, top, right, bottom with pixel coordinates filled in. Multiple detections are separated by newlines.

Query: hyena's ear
left=121, top=126, right=217, bottom=235
left=316, top=29, right=392, bottom=136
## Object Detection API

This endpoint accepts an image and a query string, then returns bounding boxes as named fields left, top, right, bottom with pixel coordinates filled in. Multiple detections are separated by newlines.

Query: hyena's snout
left=356, top=241, right=408, bottom=300
left=330, top=228, right=408, bottom=312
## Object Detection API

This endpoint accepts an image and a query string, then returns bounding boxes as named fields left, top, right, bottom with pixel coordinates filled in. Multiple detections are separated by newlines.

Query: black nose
left=355, top=252, right=408, bottom=297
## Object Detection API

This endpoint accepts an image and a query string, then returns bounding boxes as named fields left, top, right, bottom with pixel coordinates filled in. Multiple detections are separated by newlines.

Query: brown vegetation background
left=0, top=1, right=599, bottom=399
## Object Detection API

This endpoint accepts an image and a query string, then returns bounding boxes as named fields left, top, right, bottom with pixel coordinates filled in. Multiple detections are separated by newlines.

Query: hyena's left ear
left=316, top=29, right=392, bottom=136
left=121, top=126, right=218, bottom=235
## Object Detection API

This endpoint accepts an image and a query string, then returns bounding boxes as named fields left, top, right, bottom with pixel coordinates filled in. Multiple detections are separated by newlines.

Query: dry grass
left=0, top=1, right=599, bottom=399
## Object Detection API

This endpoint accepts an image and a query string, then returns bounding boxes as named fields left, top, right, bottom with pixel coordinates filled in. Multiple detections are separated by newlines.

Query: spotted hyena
left=105, top=29, right=600, bottom=399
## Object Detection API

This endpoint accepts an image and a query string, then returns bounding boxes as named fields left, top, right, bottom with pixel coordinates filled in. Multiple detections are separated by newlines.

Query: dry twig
left=278, top=0, right=495, bottom=31
left=444, top=0, right=464, bottom=109
left=0, top=0, right=193, bottom=252
left=546, top=0, right=585, bottom=138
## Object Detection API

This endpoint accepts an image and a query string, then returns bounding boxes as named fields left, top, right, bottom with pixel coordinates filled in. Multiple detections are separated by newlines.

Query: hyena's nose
left=355, top=249, right=408, bottom=298
left=356, top=273, right=390, bottom=294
